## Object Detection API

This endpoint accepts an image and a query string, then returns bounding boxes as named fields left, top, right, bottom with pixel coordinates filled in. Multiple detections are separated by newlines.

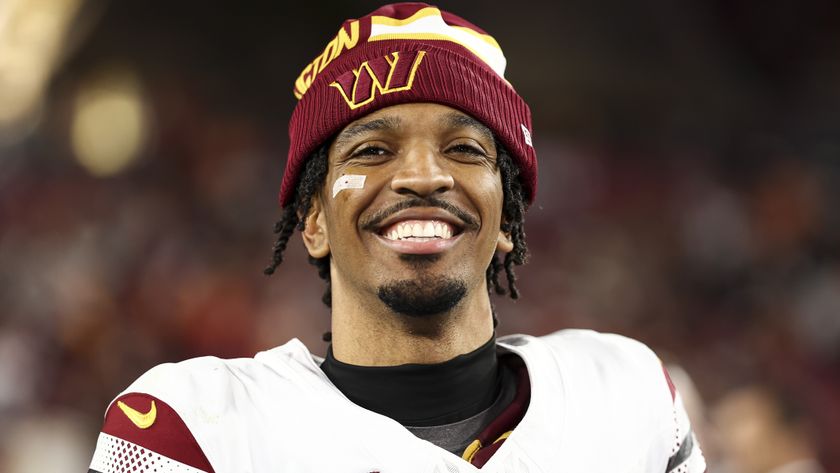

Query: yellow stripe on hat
left=369, top=6, right=442, bottom=26
left=370, top=7, right=507, bottom=78
left=370, top=7, right=501, bottom=50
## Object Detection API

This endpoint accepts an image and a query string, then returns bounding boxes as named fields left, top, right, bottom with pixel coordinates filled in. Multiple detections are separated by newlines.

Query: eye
left=449, top=143, right=484, bottom=154
left=340, top=144, right=394, bottom=167
left=350, top=145, right=390, bottom=158
left=445, top=142, right=492, bottom=163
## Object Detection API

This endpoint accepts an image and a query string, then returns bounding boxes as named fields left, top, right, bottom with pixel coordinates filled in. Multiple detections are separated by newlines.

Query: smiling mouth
left=380, top=219, right=459, bottom=241
left=363, top=199, right=477, bottom=255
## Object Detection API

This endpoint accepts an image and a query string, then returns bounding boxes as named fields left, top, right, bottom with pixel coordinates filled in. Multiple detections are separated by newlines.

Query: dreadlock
left=264, top=144, right=332, bottom=306
left=265, top=140, right=529, bottom=337
left=486, top=141, right=529, bottom=299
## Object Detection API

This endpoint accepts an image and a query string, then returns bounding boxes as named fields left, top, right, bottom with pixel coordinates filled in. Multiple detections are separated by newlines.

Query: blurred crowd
left=1, top=0, right=839, bottom=471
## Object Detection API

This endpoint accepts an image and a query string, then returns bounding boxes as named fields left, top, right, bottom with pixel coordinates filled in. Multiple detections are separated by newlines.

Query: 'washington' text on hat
left=294, top=20, right=360, bottom=99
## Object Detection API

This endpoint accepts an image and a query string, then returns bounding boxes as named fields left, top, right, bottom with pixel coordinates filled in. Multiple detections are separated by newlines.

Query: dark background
left=1, top=0, right=839, bottom=470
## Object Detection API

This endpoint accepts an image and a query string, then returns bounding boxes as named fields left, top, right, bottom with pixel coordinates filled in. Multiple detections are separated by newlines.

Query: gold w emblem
left=117, top=400, right=157, bottom=429
left=330, top=51, right=426, bottom=110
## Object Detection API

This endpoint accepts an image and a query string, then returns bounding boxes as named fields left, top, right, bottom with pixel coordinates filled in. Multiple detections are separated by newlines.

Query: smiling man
left=89, top=3, right=705, bottom=473
left=299, top=103, right=513, bottom=366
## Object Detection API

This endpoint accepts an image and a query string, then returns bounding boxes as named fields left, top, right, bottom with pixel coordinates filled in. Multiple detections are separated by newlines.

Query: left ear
left=496, top=230, right=513, bottom=254
left=301, top=195, right=331, bottom=259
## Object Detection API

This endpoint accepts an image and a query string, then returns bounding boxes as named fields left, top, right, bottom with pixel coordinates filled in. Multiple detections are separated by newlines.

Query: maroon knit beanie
left=279, top=2, right=537, bottom=206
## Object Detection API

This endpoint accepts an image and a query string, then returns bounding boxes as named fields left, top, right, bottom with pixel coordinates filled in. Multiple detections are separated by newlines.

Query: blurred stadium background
left=1, top=0, right=839, bottom=471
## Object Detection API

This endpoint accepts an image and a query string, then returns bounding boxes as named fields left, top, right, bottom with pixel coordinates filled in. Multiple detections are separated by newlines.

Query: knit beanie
left=279, top=2, right=537, bottom=206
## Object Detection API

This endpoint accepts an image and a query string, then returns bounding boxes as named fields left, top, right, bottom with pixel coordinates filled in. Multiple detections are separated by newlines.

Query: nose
left=390, top=145, right=455, bottom=197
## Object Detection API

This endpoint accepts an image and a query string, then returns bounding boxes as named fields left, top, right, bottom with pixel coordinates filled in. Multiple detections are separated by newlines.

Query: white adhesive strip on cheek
left=332, top=174, right=366, bottom=198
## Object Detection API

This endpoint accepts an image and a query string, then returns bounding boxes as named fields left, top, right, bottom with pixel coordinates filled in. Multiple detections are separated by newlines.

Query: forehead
left=332, top=103, right=494, bottom=148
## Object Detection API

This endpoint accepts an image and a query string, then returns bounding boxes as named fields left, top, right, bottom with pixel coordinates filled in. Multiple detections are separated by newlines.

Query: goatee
left=377, top=274, right=467, bottom=318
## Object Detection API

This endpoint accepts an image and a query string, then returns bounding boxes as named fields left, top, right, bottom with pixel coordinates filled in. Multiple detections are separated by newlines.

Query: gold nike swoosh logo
left=117, top=400, right=157, bottom=429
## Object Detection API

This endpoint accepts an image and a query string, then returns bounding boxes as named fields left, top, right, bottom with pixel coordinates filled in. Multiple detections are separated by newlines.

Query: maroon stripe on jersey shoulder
left=470, top=356, right=531, bottom=468
left=101, top=393, right=214, bottom=472
left=661, top=364, right=677, bottom=402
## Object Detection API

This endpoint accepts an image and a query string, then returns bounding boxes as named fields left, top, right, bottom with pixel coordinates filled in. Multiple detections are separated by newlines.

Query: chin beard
left=377, top=274, right=467, bottom=318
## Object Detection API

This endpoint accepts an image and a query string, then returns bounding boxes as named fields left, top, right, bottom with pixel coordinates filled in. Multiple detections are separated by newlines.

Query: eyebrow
left=444, top=112, right=494, bottom=144
left=332, top=111, right=495, bottom=151
left=334, top=116, right=402, bottom=150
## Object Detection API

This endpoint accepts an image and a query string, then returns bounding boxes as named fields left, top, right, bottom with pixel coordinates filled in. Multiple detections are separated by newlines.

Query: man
left=89, top=3, right=705, bottom=472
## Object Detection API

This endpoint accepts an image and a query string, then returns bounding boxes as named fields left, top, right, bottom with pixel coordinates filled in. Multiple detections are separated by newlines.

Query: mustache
left=360, top=197, right=480, bottom=232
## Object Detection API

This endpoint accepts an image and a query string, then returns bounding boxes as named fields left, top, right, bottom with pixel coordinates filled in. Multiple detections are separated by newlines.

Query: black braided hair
left=264, top=145, right=332, bottom=307
left=265, top=140, right=529, bottom=337
left=486, top=141, right=528, bottom=299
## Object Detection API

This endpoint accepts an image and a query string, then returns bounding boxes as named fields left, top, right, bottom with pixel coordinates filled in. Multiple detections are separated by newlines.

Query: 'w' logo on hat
left=330, top=51, right=426, bottom=110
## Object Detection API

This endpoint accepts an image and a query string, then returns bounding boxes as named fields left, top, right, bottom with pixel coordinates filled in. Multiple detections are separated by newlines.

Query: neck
left=329, top=270, right=495, bottom=366
left=320, top=336, right=500, bottom=426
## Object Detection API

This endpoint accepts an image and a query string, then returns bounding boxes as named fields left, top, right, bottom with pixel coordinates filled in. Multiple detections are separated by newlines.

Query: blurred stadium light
left=71, top=67, right=149, bottom=176
left=0, top=0, right=84, bottom=144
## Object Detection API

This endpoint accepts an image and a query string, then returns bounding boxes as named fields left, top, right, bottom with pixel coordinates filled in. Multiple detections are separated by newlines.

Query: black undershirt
left=320, top=337, right=501, bottom=427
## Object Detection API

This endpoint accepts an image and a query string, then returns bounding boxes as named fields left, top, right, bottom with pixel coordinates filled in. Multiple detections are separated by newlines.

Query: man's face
left=303, top=103, right=512, bottom=317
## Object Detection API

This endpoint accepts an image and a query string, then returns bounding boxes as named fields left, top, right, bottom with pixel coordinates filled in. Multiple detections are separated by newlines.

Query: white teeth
left=422, top=222, right=434, bottom=237
left=382, top=220, right=456, bottom=241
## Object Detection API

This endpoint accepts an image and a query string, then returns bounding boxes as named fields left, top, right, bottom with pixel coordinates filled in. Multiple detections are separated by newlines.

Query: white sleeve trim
left=666, top=391, right=706, bottom=472
left=89, top=433, right=208, bottom=473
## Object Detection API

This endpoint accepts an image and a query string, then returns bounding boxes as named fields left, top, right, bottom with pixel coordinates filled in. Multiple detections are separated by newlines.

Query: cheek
left=469, top=173, right=505, bottom=223
left=324, top=171, right=387, bottom=232
left=330, top=173, right=367, bottom=198
left=328, top=167, right=374, bottom=201
left=458, top=171, right=505, bottom=254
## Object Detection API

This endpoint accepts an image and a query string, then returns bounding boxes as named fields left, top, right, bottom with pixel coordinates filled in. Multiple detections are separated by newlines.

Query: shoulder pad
left=89, top=393, right=214, bottom=473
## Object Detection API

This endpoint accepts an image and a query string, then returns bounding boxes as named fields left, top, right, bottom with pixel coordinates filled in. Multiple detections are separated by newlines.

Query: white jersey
left=89, top=329, right=705, bottom=473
